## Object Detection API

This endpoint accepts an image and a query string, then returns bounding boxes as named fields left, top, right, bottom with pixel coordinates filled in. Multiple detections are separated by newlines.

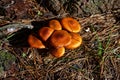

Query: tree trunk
left=45, top=0, right=120, bottom=17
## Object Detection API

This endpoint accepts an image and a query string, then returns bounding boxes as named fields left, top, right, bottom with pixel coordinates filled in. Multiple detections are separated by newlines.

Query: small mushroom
left=65, top=33, right=82, bottom=49
left=51, top=47, right=65, bottom=58
left=50, top=30, right=71, bottom=48
left=28, top=34, right=45, bottom=48
left=38, top=27, right=54, bottom=41
left=61, top=17, right=81, bottom=33
left=49, top=19, right=62, bottom=30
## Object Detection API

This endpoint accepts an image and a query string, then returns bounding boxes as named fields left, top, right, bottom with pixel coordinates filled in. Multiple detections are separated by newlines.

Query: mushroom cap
left=61, top=17, right=81, bottom=33
left=38, top=27, right=54, bottom=41
left=50, top=30, right=71, bottom=48
left=51, top=47, right=65, bottom=58
left=28, top=34, right=45, bottom=48
left=65, top=33, right=82, bottom=49
left=49, top=19, right=62, bottom=30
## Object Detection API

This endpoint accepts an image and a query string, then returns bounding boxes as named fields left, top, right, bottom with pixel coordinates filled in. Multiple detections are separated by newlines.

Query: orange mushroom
left=49, top=19, right=62, bottom=30
left=61, top=17, right=81, bottom=33
left=50, top=30, right=71, bottom=48
left=51, top=47, right=65, bottom=58
left=38, top=27, right=54, bottom=41
left=65, top=33, right=82, bottom=49
left=28, top=34, right=45, bottom=48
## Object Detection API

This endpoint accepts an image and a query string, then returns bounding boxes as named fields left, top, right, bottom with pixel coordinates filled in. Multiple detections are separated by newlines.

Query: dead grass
left=0, top=13, right=120, bottom=80
left=0, top=1, right=120, bottom=79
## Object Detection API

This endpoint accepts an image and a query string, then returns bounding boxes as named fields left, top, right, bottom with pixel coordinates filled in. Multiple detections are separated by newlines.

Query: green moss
left=0, top=50, right=16, bottom=71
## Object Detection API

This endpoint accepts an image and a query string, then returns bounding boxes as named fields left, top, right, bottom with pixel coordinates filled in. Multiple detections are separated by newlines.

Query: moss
left=0, top=50, right=16, bottom=71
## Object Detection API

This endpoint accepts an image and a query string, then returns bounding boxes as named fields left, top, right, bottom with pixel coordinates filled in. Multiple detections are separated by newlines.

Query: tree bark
left=44, top=0, right=120, bottom=17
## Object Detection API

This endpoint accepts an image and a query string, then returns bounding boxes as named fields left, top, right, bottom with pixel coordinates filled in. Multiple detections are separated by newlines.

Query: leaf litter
left=0, top=0, right=120, bottom=79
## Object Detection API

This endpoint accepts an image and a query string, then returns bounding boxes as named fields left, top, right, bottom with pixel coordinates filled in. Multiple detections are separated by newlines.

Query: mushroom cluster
left=28, top=17, right=82, bottom=58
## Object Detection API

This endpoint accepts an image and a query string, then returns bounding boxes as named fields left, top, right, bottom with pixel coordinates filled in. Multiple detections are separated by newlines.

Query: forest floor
left=0, top=0, right=120, bottom=80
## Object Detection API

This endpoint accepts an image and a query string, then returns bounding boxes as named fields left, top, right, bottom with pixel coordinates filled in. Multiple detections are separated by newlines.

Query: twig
left=0, top=23, right=33, bottom=31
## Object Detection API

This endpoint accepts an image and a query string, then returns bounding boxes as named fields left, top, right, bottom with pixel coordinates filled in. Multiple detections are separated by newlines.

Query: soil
left=0, top=0, right=120, bottom=80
